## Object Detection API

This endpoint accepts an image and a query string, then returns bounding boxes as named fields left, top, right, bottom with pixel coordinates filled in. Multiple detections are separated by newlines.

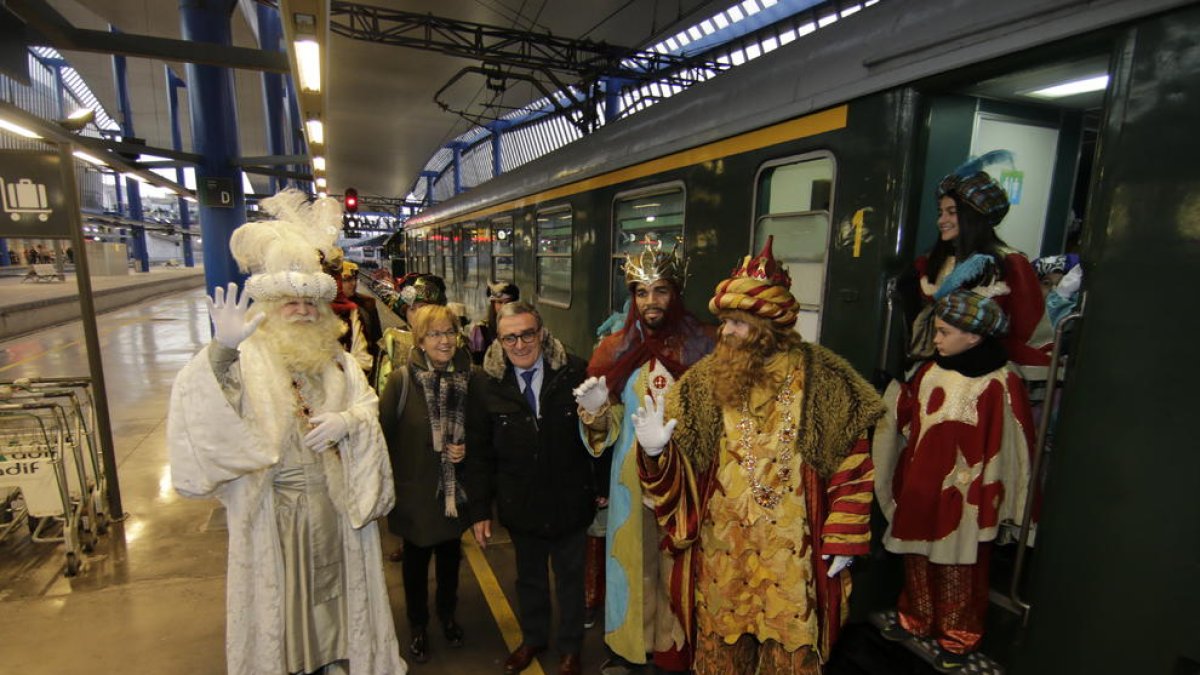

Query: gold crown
left=622, top=241, right=689, bottom=288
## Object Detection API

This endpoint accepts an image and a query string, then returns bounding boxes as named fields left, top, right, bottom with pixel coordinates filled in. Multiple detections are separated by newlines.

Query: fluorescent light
left=312, top=156, right=326, bottom=171
left=318, top=190, right=328, bottom=198
left=305, top=118, right=324, bottom=145
left=315, top=177, right=327, bottom=188
left=0, top=118, right=42, bottom=139
left=1029, top=74, right=1109, bottom=99
left=73, top=151, right=107, bottom=166
left=633, top=202, right=660, bottom=209
left=295, top=39, right=321, bottom=92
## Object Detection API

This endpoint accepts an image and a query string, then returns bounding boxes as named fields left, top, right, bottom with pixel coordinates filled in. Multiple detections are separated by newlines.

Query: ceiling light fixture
left=0, top=118, right=43, bottom=139
left=1029, top=74, right=1109, bottom=99
left=294, top=38, right=321, bottom=93
left=312, top=156, right=326, bottom=171
left=315, top=176, right=327, bottom=189
left=73, top=150, right=107, bottom=166
left=305, top=118, right=324, bottom=145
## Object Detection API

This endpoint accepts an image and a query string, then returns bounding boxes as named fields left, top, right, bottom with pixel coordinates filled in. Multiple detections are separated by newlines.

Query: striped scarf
left=414, top=359, right=469, bottom=517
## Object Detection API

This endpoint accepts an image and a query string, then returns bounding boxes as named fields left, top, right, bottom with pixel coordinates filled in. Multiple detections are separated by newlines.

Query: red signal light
left=344, top=188, right=359, bottom=213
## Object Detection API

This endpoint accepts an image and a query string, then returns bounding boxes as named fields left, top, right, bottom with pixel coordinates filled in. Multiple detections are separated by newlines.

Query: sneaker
left=880, top=623, right=912, bottom=642
left=933, top=650, right=967, bottom=672
left=409, top=628, right=430, bottom=663
left=442, top=618, right=464, bottom=648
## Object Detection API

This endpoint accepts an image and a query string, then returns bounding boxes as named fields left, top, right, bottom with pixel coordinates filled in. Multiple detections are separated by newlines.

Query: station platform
left=0, top=286, right=612, bottom=675
left=0, top=265, right=206, bottom=341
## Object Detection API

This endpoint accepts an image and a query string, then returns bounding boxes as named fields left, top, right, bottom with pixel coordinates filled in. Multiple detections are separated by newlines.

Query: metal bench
left=23, top=264, right=64, bottom=283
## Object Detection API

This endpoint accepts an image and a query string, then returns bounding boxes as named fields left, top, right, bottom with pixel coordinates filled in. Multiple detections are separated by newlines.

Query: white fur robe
left=167, top=339, right=405, bottom=675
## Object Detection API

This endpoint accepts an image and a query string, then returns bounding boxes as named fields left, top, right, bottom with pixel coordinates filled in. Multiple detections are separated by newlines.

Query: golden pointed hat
left=622, top=240, right=689, bottom=289
left=708, top=236, right=798, bottom=327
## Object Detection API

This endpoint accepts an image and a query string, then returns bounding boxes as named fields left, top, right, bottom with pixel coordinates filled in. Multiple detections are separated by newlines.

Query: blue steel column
left=111, top=27, right=150, bottom=273
left=448, top=141, right=466, bottom=195
left=485, top=120, right=510, bottom=180
left=601, top=76, right=635, bottom=125
left=181, top=0, right=246, bottom=294
left=166, top=67, right=195, bottom=267
left=421, top=170, right=438, bottom=207
left=257, top=3, right=287, bottom=193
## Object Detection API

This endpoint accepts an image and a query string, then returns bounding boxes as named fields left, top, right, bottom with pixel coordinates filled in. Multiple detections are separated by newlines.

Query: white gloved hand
left=573, top=376, right=609, bottom=415
left=823, top=554, right=854, bottom=578
left=304, top=412, right=350, bottom=452
left=1055, top=265, right=1083, bottom=299
left=633, top=394, right=676, bottom=458
left=206, top=282, right=264, bottom=349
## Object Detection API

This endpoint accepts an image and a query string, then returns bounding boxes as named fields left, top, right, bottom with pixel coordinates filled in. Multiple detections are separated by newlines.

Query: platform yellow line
left=462, top=531, right=546, bottom=675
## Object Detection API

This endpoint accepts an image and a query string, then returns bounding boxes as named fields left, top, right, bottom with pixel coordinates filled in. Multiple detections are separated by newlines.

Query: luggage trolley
left=0, top=405, right=89, bottom=575
left=0, top=382, right=107, bottom=577
left=4, top=377, right=109, bottom=535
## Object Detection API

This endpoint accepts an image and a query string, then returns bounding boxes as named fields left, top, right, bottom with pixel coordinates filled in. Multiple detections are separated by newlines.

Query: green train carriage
left=396, top=1, right=1200, bottom=672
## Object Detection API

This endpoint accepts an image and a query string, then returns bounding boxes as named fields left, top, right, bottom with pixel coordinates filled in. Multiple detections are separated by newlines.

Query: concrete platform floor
left=0, top=287, right=615, bottom=675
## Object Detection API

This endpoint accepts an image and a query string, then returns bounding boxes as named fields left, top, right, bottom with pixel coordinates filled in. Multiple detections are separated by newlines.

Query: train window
left=536, top=206, right=573, bottom=307
left=610, top=183, right=686, bottom=312
left=492, top=218, right=514, bottom=282
left=752, top=154, right=835, bottom=343
left=462, top=224, right=479, bottom=288
left=441, top=226, right=456, bottom=284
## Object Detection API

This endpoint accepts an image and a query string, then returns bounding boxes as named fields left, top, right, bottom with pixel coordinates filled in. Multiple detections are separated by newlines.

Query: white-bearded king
left=167, top=190, right=406, bottom=675
left=634, top=237, right=885, bottom=674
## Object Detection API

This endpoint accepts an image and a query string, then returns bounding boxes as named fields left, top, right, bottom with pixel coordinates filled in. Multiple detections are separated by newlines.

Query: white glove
left=206, top=282, right=264, bottom=349
left=633, top=394, right=676, bottom=458
left=303, top=412, right=350, bottom=452
left=823, top=554, right=854, bottom=578
left=573, top=376, right=609, bottom=415
left=1055, top=265, right=1082, bottom=299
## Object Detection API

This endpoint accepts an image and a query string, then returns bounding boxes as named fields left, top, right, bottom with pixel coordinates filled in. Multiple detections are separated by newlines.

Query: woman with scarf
left=379, top=304, right=472, bottom=664
left=908, top=151, right=1046, bottom=367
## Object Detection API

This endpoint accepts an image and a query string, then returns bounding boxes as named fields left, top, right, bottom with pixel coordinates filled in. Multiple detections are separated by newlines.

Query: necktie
left=521, top=368, right=538, bottom=415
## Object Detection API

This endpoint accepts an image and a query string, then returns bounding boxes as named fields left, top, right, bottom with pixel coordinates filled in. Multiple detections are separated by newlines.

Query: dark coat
left=465, top=336, right=600, bottom=540
left=378, top=347, right=471, bottom=547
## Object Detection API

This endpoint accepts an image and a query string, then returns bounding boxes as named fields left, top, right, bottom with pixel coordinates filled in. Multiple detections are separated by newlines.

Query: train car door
left=750, top=153, right=835, bottom=343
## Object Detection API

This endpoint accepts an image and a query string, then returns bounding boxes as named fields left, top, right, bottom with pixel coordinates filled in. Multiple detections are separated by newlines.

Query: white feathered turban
left=229, top=190, right=340, bottom=302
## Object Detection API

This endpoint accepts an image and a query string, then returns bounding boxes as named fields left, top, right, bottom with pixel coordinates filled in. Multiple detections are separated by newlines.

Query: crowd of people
left=167, top=155, right=1070, bottom=675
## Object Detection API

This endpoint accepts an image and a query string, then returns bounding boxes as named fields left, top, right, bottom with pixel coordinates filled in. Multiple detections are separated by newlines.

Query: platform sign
left=0, top=149, right=73, bottom=238
left=199, top=176, right=235, bottom=208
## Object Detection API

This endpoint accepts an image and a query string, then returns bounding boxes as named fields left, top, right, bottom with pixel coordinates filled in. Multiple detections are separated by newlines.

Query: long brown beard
left=258, top=312, right=345, bottom=376
left=711, top=334, right=769, bottom=408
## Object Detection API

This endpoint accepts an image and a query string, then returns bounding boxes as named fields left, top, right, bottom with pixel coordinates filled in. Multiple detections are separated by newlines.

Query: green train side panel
left=1013, top=9, right=1200, bottom=674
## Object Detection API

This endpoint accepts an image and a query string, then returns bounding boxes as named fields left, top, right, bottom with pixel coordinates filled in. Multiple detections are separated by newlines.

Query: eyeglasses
left=499, top=330, right=539, bottom=346
left=424, top=329, right=458, bottom=341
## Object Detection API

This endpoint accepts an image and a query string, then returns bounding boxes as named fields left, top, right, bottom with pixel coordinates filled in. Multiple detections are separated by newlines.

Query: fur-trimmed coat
left=167, top=339, right=405, bottom=675
left=465, top=337, right=600, bottom=539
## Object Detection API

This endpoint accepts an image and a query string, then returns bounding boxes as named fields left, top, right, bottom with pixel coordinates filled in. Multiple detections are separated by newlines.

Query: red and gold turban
left=708, top=236, right=798, bottom=327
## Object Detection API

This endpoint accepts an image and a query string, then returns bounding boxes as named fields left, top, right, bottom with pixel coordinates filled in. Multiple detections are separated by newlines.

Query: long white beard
left=257, top=313, right=345, bottom=377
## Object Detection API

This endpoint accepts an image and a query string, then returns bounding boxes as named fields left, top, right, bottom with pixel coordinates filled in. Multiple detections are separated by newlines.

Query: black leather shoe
left=409, top=628, right=429, bottom=663
left=442, top=618, right=464, bottom=647
left=503, top=643, right=545, bottom=674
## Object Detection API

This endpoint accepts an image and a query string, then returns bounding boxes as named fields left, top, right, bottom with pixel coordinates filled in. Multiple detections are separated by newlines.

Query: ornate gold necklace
left=735, top=368, right=798, bottom=510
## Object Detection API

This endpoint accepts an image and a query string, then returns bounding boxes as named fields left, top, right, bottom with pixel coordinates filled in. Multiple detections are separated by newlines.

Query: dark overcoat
left=378, top=348, right=471, bottom=547
left=465, top=336, right=600, bottom=539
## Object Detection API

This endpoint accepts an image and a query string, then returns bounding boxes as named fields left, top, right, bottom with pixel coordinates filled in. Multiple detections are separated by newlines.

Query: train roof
left=405, top=0, right=1190, bottom=229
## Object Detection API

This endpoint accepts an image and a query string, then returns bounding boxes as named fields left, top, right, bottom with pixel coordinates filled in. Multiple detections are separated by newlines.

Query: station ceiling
left=36, top=0, right=730, bottom=201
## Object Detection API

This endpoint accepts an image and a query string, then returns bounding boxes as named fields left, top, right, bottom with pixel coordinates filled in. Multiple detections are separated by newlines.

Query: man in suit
left=466, top=301, right=601, bottom=675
